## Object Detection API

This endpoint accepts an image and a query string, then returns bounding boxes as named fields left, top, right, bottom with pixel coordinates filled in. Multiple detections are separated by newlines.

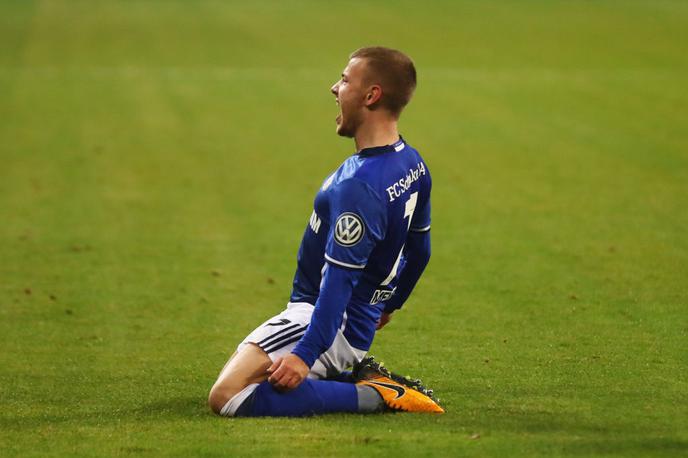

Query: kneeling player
left=208, top=47, right=442, bottom=417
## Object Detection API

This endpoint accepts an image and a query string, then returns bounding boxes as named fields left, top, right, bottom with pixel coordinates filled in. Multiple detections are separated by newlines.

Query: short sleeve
left=325, top=178, right=387, bottom=269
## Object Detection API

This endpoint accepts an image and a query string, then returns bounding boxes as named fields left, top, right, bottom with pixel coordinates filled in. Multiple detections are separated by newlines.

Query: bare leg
left=208, top=343, right=272, bottom=415
left=219, top=351, right=238, bottom=373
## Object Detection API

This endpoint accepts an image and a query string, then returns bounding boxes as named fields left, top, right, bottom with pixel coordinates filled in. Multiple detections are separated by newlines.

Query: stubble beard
left=336, top=109, right=362, bottom=138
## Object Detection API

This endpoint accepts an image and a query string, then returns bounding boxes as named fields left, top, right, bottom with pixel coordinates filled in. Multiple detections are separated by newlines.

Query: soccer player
left=208, top=47, right=442, bottom=417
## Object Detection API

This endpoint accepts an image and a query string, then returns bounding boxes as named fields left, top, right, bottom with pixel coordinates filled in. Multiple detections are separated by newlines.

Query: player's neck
left=353, top=119, right=399, bottom=152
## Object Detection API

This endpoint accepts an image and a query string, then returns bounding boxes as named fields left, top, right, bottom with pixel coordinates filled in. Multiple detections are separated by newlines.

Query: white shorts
left=238, top=302, right=367, bottom=379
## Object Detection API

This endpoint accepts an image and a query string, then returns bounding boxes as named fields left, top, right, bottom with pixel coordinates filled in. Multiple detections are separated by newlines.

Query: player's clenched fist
left=267, top=354, right=309, bottom=391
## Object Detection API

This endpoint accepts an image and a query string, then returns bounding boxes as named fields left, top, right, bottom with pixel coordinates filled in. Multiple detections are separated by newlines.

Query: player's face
left=330, top=58, right=368, bottom=137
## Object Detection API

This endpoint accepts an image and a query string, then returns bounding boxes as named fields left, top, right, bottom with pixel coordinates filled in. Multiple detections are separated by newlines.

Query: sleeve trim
left=409, top=224, right=431, bottom=233
left=324, top=253, right=366, bottom=270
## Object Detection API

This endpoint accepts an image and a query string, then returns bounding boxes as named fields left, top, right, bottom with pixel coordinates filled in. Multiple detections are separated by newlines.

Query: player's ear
left=365, top=85, right=382, bottom=107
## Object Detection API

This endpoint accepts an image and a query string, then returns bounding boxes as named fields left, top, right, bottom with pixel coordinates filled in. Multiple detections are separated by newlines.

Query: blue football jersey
left=290, top=137, right=432, bottom=354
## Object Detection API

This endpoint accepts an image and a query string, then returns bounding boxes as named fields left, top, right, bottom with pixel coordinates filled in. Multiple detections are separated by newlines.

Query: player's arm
left=269, top=264, right=362, bottom=390
left=269, top=178, right=387, bottom=391
left=379, top=189, right=431, bottom=325
left=292, top=264, right=362, bottom=360
left=380, top=229, right=431, bottom=317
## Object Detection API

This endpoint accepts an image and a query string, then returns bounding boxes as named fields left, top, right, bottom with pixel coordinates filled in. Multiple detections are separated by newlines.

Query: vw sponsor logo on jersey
left=334, top=212, right=365, bottom=246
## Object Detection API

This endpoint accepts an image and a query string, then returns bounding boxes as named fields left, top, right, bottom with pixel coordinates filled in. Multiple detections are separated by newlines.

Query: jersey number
left=380, top=192, right=418, bottom=287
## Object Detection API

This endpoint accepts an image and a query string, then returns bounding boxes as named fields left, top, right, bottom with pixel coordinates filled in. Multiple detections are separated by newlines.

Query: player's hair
left=350, top=46, right=417, bottom=117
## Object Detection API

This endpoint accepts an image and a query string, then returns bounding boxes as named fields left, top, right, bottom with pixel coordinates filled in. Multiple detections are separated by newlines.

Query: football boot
left=352, top=356, right=444, bottom=413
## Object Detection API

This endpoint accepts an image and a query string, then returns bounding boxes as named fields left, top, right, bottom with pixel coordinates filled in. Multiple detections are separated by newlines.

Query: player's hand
left=376, top=312, right=393, bottom=330
left=267, top=353, right=309, bottom=391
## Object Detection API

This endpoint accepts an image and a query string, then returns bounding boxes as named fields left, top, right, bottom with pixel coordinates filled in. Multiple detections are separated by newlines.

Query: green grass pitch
left=1, top=0, right=687, bottom=456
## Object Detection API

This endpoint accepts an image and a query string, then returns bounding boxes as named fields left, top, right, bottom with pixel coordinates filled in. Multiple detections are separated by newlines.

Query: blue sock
left=238, top=379, right=358, bottom=417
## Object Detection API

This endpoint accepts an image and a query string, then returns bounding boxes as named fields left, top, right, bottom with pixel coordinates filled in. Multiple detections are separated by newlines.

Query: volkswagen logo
left=334, top=212, right=365, bottom=246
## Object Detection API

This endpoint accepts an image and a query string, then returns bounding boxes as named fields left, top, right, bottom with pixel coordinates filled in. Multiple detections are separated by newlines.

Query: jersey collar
left=357, top=136, right=406, bottom=157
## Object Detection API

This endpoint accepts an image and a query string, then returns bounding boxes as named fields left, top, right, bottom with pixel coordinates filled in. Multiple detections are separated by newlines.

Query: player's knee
left=208, top=385, right=233, bottom=416
left=208, top=344, right=272, bottom=416
left=208, top=380, right=245, bottom=416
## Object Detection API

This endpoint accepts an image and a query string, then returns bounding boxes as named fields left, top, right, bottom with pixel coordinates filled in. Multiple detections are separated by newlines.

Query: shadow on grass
left=4, top=399, right=687, bottom=457
left=1, top=396, right=211, bottom=431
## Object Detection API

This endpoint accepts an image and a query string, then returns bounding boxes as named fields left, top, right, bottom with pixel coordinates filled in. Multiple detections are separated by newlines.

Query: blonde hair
left=350, top=46, right=417, bottom=117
